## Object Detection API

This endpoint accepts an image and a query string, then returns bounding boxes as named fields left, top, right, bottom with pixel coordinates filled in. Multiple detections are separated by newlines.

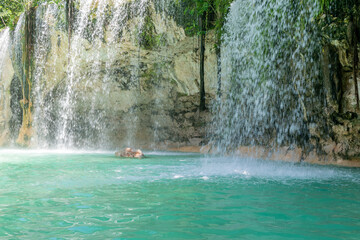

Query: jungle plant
left=0, top=0, right=63, bottom=30
left=319, top=0, right=360, bottom=112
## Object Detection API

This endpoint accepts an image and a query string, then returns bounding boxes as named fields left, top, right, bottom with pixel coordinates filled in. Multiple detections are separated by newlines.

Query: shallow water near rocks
left=0, top=150, right=359, bottom=239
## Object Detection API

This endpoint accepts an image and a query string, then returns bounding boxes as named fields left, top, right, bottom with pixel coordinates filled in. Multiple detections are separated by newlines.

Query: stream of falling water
left=11, top=13, right=25, bottom=84
left=57, top=0, right=98, bottom=148
left=0, top=28, right=10, bottom=77
left=0, top=28, right=11, bottom=133
left=30, top=0, right=154, bottom=148
left=212, top=0, right=324, bottom=153
left=33, top=4, right=59, bottom=147
left=8, top=0, right=190, bottom=149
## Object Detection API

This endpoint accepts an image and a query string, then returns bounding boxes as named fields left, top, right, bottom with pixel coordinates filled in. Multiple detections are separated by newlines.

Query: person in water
left=116, top=148, right=144, bottom=158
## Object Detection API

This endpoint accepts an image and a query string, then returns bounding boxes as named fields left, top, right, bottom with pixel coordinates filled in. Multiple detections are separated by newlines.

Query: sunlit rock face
left=0, top=28, right=13, bottom=146
left=1, top=0, right=217, bottom=149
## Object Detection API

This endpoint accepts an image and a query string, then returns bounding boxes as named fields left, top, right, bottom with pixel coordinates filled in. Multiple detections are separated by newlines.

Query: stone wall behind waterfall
left=319, top=40, right=360, bottom=162
left=0, top=1, right=217, bottom=149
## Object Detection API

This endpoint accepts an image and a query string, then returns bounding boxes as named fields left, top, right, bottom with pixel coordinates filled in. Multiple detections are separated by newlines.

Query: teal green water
left=0, top=150, right=359, bottom=239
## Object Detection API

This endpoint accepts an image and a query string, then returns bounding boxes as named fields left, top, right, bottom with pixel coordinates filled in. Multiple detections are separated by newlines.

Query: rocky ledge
left=164, top=144, right=360, bottom=168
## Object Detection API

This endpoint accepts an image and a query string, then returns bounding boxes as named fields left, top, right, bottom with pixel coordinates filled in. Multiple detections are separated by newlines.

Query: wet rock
left=322, top=142, right=336, bottom=155
left=332, top=125, right=347, bottom=136
left=189, top=138, right=203, bottom=146
left=343, top=111, right=358, bottom=120
left=115, top=148, right=144, bottom=158
left=184, top=112, right=194, bottom=119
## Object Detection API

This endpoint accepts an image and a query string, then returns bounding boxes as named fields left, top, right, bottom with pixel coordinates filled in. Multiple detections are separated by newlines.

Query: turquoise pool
left=0, top=150, right=359, bottom=239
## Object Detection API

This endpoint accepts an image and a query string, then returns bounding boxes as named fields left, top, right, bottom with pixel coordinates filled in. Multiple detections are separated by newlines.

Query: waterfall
left=1, top=0, right=198, bottom=149
left=29, top=0, right=183, bottom=149
left=29, top=0, right=156, bottom=148
left=0, top=28, right=11, bottom=135
left=212, top=0, right=324, bottom=153
left=11, top=14, right=25, bottom=81
left=33, top=4, right=59, bottom=148
left=0, top=28, right=10, bottom=77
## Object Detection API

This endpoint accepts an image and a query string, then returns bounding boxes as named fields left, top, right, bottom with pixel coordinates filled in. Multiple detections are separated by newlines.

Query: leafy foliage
left=139, top=15, right=158, bottom=50
left=213, top=0, right=232, bottom=46
left=180, top=0, right=232, bottom=41
left=318, top=0, right=360, bottom=41
left=0, top=0, right=24, bottom=30
left=0, top=0, right=62, bottom=30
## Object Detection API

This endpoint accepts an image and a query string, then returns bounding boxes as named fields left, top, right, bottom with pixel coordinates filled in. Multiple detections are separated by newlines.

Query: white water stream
left=212, top=0, right=324, bottom=153
left=0, top=28, right=10, bottom=77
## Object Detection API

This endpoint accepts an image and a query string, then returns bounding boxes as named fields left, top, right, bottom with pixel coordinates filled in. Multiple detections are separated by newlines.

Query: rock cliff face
left=0, top=2, right=217, bottom=149
left=315, top=40, right=360, bottom=163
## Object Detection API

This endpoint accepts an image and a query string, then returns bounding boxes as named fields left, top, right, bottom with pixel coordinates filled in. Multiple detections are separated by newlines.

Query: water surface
left=0, top=150, right=359, bottom=239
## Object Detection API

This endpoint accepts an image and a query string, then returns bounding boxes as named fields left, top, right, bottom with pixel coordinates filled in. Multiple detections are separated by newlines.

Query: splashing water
left=211, top=0, right=325, bottom=153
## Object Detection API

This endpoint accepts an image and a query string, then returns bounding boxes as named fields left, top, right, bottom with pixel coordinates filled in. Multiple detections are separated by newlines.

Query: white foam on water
left=0, top=149, right=358, bottom=185
left=173, top=175, right=184, bottom=179
left=198, top=156, right=358, bottom=181
left=144, top=151, right=199, bottom=156
left=0, top=149, right=114, bottom=155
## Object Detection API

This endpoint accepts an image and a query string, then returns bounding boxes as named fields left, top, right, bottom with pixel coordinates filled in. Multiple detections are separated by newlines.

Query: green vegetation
left=181, top=0, right=232, bottom=41
left=0, top=0, right=62, bottom=30
left=318, top=0, right=360, bottom=111
left=180, top=0, right=232, bottom=110
left=138, top=15, right=165, bottom=50
left=0, top=0, right=24, bottom=29
left=319, top=0, right=360, bottom=40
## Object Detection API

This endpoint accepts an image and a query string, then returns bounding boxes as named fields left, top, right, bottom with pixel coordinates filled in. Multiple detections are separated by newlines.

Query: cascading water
left=150, top=0, right=173, bottom=148
left=11, top=13, right=25, bottom=81
left=0, top=28, right=11, bottom=135
left=211, top=0, right=325, bottom=153
left=30, top=0, right=155, bottom=148
left=104, top=0, right=133, bottom=147
left=30, top=0, right=183, bottom=149
left=33, top=4, right=60, bottom=147
left=56, top=0, right=107, bottom=148
left=0, top=28, right=10, bottom=77
left=4, top=0, right=202, bottom=149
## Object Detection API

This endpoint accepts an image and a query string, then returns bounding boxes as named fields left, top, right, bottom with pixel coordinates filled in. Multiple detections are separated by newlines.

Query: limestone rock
left=4, top=2, right=218, bottom=148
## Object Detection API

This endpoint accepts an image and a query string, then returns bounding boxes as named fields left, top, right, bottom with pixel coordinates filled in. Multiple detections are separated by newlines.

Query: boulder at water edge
left=115, top=148, right=144, bottom=159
